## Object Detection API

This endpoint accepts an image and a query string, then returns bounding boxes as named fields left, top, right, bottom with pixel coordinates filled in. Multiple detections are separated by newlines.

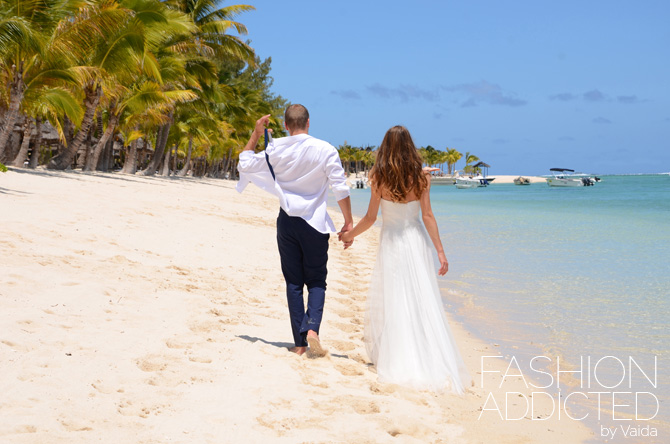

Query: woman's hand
left=437, top=252, right=449, bottom=275
left=338, top=230, right=354, bottom=247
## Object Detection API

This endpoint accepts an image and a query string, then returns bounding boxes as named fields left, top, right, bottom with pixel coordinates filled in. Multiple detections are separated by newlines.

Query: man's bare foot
left=306, top=330, right=327, bottom=357
left=288, top=346, right=306, bottom=356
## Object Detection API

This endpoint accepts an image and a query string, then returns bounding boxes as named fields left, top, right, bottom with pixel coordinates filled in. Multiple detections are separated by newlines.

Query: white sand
left=0, top=168, right=592, bottom=443
left=488, top=175, right=547, bottom=184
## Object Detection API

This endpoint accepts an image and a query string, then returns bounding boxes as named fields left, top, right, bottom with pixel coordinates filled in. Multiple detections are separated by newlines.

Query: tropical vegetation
left=0, top=1, right=487, bottom=182
left=337, top=142, right=481, bottom=179
left=338, top=142, right=375, bottom=175
left=0, top=0, right=286, bottom=177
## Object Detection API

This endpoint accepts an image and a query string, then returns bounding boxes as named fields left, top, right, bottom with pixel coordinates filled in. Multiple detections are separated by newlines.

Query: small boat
left=471, top=174, right=495, bottom=185
left=350, top=177, right=368, bottom=189
left=514, top=176, right=531, bottom=185
left=546, top=168, right=599, bottom=187
left=455, top=177, right=486, bottom=188
left=430, top=175, right=457, bottom=185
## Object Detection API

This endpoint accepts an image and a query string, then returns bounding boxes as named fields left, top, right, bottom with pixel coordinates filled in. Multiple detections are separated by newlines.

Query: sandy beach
left=0, top=169, right=592, bottom=443
left=488, top=175, right=547, bottom=184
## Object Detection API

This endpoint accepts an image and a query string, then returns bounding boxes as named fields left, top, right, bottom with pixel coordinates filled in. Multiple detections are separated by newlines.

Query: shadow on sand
left=237, top=334, right=349, bottom=359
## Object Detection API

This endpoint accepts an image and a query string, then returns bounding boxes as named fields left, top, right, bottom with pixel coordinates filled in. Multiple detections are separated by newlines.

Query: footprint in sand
left=165, top=338, right=191, bottom=349
left=334, top=361, right=364, bottom=376
left=332, top=308, right=357, bottom=319
left=330, top=340, right=357, bottom=352
left=187, top=355, right=212, bottom=364
left=1, top=339, right=22, bottom=350
left=369, top=381, right=395, bottom=395
left=316, top=395, right=380, bottom=416
left=58, top=418, right=93, bottom=432
left=117, top=399, right=165, bottom=418
left=12, top=425, right=37, bottom=434
left=135, top=355, right=169, bottom=372
left=331, top=321, right=360, bottom=334
left=91, top=380, right=119, bottom=395
left=301, top=374, right=329, bottom=389
left=349, top=353, right=371, bottom=365
left=352, top=399, right=380, bottom=415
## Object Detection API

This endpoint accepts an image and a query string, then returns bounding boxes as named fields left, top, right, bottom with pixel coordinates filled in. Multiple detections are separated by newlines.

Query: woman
left=339, top=126, right=469, bottom=393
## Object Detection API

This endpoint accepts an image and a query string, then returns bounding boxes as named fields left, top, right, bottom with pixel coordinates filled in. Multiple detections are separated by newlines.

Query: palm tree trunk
left=57, top=116, right=74, bottom=157
left=100, top=136, right=113, bottom=171
left=0, top=63, right=26, bottom=160
left=143, top=125, right=165, bottom=176
left=10, top=117, right=32, bottom=167
left=160, top=143, right=172, bottom=176
left=85, top=111, right=118, bottom=172
left=143, top=111, right=173, bottom=176
left=222, top=147, right=233, bottom=176
left=120, top=134, right=139, bottom=174
left=178, top=136, right=193, bottom=176
left=48, top=82, right=102, bottom=170
left=28, top=117, right=42, bottom=168
left=77, top=126, right=94, bottom=168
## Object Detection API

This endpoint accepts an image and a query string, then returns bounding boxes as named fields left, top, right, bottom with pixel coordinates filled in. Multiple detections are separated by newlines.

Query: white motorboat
left=455, top=177, right=484, bottom=188
left=471, top=174, right=495, bottom=185
left=546, top=168, right=600, bottom=187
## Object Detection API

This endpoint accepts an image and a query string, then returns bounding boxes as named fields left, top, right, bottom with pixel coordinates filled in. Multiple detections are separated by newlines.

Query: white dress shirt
left=236, top=133, right=350, bottom=234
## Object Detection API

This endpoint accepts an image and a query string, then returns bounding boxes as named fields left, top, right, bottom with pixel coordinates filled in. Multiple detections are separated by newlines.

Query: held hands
left=338, top=222, right=354, bottom=249
left=437, top=252, right=449, bottom=276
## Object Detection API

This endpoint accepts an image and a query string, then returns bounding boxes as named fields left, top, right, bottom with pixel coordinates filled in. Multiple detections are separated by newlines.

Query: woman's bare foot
left=288, top=346, right=307, bottom=356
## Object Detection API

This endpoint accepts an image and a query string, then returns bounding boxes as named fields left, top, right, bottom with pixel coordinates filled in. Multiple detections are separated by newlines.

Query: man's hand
left=338, top=222, right=354, bottom=249
left=243, top=114, right=272, bottom=152
left=254, top=114, right=271, bottom=136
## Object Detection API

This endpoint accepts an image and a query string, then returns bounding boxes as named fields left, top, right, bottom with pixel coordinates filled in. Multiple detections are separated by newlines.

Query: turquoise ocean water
left=343, top=174, right=669, bottom=440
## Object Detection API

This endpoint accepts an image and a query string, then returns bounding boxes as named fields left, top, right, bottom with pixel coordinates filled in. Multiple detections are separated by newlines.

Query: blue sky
left=237, top=1, right=669, bottom=175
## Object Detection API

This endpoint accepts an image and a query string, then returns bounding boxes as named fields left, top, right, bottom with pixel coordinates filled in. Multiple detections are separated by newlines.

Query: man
left=237, top=104, right=353, bottom=356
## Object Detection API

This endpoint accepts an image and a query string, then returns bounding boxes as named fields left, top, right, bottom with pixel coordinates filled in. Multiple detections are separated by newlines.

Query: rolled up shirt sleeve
left=324, top=147, right=350, bottom=202
left=238, top=150, right=268, bottom=173
left=236, top=149, right=277, bottom=195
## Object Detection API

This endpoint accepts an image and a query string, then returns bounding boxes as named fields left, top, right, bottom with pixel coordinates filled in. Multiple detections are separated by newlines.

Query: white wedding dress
left=365, top=199, right=469, bottom=393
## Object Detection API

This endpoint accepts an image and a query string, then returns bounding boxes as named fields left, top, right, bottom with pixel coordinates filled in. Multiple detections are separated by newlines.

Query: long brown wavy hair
left=371, top=125, right=427, bottom=202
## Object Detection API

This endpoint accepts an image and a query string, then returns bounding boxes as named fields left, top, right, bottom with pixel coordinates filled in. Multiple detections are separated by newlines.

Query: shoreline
left=346, top=173, right=548, bottom=187
left=344, top=181, right=668, bottom=442
left=1, top=168, right=592, bottom=443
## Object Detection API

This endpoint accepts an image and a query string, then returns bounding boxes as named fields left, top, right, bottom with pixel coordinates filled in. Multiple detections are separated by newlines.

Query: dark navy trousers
left=276, top=208, right=329, bottom=347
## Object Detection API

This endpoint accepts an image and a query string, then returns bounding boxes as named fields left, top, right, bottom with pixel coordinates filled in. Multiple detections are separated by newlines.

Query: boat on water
left=546, top=168, right=600, bottom=187
left=455, top=177, right=479, bottom=189
left=430, top=175, right=457, bottom=185
left=350, top=177, right=369, bottom=189
left=514, top=176, right=531, bottom=185
left=455, top=176, right=492, bottom=188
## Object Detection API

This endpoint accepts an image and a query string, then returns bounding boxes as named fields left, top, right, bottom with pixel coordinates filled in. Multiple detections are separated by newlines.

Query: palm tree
left=435, top=150, right=450, bottom=174
left=0, top=0, right=82, bottom=159
left=463, top=151, right=480, bottom=175
left=445, top=147, right=462, bottom=175
left=337, top=142, right=355, bottom=175
left=362, top=149, right=375, bottom=174
left=164, top=0, right=255, bottom=61
left=48, top=0, right=194, bottom=170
